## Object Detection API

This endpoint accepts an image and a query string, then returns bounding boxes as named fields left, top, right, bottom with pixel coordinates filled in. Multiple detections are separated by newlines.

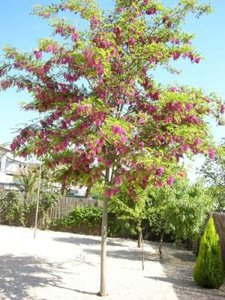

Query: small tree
left=147, top=179, right=213, bottom=257
left=193, top=217, right=224, bottom=289
left=200, top=142, right=225, bottom=211
left=111, top=187, right=147, bottom=248
left=15, top=164, right=40, bottom=202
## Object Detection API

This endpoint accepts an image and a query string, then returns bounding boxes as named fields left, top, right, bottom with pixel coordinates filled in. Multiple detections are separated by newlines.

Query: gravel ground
left=0, top=225, right=224, bottom=300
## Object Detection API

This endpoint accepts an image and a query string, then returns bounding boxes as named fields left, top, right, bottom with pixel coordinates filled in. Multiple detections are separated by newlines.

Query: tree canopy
left=0, top=0, right=221, bottom=196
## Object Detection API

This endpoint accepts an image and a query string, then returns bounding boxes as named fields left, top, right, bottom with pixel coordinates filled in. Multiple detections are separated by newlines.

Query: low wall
left=213, top=212, right=225, bottom=265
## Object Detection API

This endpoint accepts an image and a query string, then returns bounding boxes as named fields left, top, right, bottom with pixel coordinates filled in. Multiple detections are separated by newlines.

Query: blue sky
left=0, top=0, right=225, bottom=149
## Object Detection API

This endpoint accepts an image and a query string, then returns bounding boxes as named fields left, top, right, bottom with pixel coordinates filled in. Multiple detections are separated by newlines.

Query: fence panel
left=47, top=197, right=99, bottom=219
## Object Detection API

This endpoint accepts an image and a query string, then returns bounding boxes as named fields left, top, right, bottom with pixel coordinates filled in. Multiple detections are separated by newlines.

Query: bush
left=193, top=217, right=224, bottom=289
left=0, top=191, right=25, bottom=226
left=0, top=190, right=58, bottom=228
left=50, top=206, right=102, bottom=235
left=49, top=206, right=137, bottom=238
left=147, top=180, right=214, bottom=247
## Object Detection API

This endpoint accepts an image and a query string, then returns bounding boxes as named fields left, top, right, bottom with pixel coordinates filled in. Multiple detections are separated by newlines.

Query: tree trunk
left=85, top=185, right=91, bottom=198
left=141, top=233, right=145, bottom=270
left=137, top=223, right=142, bottom=248
left=99, top=197, right=109, bottom=296
left=159, top=231, right=164, bottom=259
left=60, top=182, right=67, bottom=197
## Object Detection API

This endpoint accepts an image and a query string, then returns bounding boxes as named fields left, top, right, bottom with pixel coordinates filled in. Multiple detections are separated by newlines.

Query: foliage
left=0, top=191, right=25, bottom=226
left=109, top=186, right=148, bottom=245
left=200, top=142, right=225, bottom=210
left=49, top=205, right=137, bottom=237
left=14, top=165, right=40, bottom=202
left=109, top=186, right=147, bottom=222
left=0, top=190, right=58, bottom=228
left=91, top=182, right=104, bottom=200
left=146, top=180, right=214, bottom=244
left=50, top=206, right=102, bottom=235
left=193, top=217, right=224, bottom=289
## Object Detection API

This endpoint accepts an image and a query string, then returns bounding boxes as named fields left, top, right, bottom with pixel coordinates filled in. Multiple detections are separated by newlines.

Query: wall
left=213, top=212, right=225, bottom=266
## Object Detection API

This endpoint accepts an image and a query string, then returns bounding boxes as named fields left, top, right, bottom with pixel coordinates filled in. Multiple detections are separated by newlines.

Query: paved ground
left=0, top=225, right=224, bottom=300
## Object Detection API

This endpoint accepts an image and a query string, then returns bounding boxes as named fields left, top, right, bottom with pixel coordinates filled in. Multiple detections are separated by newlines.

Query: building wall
left=0, top=146, right=31, bottom=189
left=0, top=145, right=87, bottom=195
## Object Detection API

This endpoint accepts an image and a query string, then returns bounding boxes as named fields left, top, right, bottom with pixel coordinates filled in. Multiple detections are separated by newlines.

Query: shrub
left=0, top=191, right=25, bottom=226
left=50, top=206, right=102, bottom=235
left=49, top=206, right=137, bottom=238
left=193, top=217, right=224, bottom=289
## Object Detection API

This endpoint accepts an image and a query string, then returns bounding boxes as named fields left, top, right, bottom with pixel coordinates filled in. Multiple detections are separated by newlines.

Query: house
left=0, top=144, right=87, bottom=196
left=0, top=145, right=27, bottom=190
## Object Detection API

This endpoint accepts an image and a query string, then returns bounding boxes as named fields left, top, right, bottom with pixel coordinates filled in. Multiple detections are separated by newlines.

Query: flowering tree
left=0, top=0, right=222, bottom=296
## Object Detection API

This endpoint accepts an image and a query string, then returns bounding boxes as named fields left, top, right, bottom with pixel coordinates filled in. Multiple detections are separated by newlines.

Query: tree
left=0, top=0, right=221, bottom=296
left=193, top=217, right=224, bottom=289
left=15, top=164, right=40, bottom=202
left=147, top=179, right=214, bottom=257
left=109, top=186, right=147, bottom=247
left=200, top=142, right=225, bottom=210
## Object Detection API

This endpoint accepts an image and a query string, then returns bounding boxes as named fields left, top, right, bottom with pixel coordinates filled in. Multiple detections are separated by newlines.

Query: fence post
left=33, top=164, right=42, bottom=239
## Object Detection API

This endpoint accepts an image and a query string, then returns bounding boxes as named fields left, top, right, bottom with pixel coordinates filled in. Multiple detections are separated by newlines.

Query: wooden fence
left=47, top=197, right=99, bottom=219
left=213, top=212, right=225, bottom=266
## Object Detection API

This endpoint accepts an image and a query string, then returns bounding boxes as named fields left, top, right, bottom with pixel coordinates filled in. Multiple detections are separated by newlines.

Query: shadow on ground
left=146, top=243, right=225, bottom=300
left=0, top=254, right=97, bottom=299
left=0, top=255, right=60, bottom=299
left=53, top=236, right=124, bottom=247
left=84, top=248, right=151, bottom=262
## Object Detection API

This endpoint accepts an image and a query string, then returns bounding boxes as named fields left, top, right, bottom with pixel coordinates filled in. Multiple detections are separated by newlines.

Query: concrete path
left=0, top=225, right=224, bottom=300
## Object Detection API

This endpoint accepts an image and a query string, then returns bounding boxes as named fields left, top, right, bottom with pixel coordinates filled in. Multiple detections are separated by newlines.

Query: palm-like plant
left=14, top=165, right=40, bottom=202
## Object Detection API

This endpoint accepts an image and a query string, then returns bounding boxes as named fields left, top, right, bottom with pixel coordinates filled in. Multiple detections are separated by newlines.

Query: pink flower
left=113, top=27, right=121, bottom=36
left=138, top=118, right=145, bottom=125
left=209, top=148, right=216, bottom=160
left=146, top=7, right=156, bottom=15
left=181, top=144, right=189, bottom=151
left=149, top=57, right=157, bottom=64
left=96, top=63, right=104, bottom=75
left=72, top=31, right=79, bottom=42
left=64, top=73, right=78, bottom=82
left=47, top=44, right=57, bottom=53
left=114, top=176, right=122, bottom=185
left=91, top=16, right=100, bottom=29
left=143, top=0, right=149, bottom=5
left=195, top=57, right=201, bottom=64
left=83, top=49, right=96, bottom=67
left=111, top=125, right=126, bottom=136
left=100, top=40, right=111, bottom=49
left=55, top=26, right=63, bottom=34
left=128, top=37, right=136, bottom=46
left=156, top=167, right=165, bottom=176
left=121, top=135, right=127, bottom=144
left=172, top=52, right=180, bottom=60
left=150, top=91, right=159, bottom=101
left=167, top=176, right=175, bottom=186
left=34, top=50, right=42, bottom=60
left=105, top=160, right=112, bottom=168
left=185, top=115, right=200, bottom=124
left=185, top=103, right=193, bottom=111
left=220, top=104, right=225, bottom=114
left=105, top=187, right=119, bottom=198
left=10, top=142, right=17, bottom=151
left=193, top=138, right=202, bottom=146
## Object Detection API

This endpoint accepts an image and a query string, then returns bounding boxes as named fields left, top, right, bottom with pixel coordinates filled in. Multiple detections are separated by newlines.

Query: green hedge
left=50, top=206, right=102, bottom=235
left=49, top=207, right=137, bottom=238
